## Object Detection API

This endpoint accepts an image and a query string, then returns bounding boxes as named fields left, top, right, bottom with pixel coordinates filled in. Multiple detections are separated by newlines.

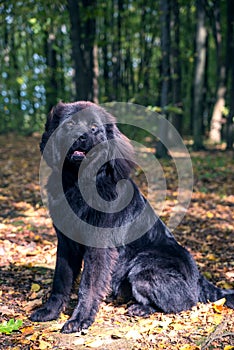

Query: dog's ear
left=40, top=103, right=67, bottom=170
left=40, top=102, right=66, bottom=153
left=106, top=123, right=135, bottom=181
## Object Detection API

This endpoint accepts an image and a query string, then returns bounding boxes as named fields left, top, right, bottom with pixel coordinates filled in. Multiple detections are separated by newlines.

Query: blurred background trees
left=0, top=0, right=233, bottom=150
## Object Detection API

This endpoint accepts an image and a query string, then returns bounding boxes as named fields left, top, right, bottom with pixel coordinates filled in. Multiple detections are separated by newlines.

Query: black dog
left=30, top=101, right=234, bottom=333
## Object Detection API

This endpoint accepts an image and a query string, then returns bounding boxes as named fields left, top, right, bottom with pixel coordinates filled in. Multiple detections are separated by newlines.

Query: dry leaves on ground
left=0, top=135, right=233, bottom=349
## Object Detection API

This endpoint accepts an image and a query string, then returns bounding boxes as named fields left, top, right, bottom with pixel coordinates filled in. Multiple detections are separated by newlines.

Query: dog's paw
left=127, top=303, right=156, bottom=317
left=30, top=307, right=60, bottom=322
left=61, top=319, right=92, bottom=334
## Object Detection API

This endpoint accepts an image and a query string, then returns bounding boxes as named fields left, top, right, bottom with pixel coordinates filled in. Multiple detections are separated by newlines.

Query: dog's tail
left=198, top=274, right=234, bottom=308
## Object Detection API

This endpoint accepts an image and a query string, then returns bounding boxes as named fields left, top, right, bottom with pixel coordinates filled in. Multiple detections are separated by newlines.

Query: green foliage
left=0, top=318, right=23, bottom=334
left=148, top=105, right=183, bottom=115
left=0, top=0, right=233, bottom=146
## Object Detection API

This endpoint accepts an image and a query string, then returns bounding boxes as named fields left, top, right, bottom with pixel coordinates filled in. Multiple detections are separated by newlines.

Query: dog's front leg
left=30, top=231, right=82, bottom=322
left=61, top=247, right=115, bottom=333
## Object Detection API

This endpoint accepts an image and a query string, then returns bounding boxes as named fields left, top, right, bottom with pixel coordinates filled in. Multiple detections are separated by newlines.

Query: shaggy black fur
left=30, top=101, right=234, bottom=333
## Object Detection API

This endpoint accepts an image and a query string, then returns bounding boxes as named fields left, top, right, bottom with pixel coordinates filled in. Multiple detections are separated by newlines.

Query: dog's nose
left=79, top=133, right=88, bottom=142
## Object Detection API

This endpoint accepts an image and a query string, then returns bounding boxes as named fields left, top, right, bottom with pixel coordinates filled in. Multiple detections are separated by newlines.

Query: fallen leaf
left=39, top=340, right=52, bottom=349
left=125, top=329, right=141, bottom=340
left=73, top=337, right=86, bottom=346
left=213, top=298, right=226, bottom=306
left=24, top=298, right=43, bottom=312
left=86, top=339, right=104, bottom=348
left=31, top=283, right=41, bottom=292
left=206, top=253, right=218, bottom=261
left=212, top=298, right=226, bottom=313
left=30, top=331, right=40, bottom=341
left=180, top=345, right=200, bottom=350
left=20, top=326, right=34, bottom=335
left=0, top=305, right=16, bottom=315
left=171, top=322, right=185, bottom=330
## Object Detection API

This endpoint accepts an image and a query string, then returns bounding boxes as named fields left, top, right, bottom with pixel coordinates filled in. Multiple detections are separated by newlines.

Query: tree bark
left=209, top=0, right=226, bottom=144
left=226, top=0, right=234, bottom=149
left=156, top=0, right=170, bottom=158
left=45, top=30, right=58, bottom=111
left=171, top=0, right=182, bottom=135
left=67, top=0, right=97, bottom=101
left=192, top=0, right=207, bottom=150
left=10, top=28, right=23, bottom=130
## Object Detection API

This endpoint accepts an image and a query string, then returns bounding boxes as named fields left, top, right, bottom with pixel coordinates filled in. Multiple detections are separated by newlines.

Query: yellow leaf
left=213, top=298, right=226, bottom=306
left=28, top=18, right=37, bottom=25
left=213, top=313, right=223, bottom=325
left=39, top=340, right=52, bottom=349
left=31, top=283, right=40, bottom=292
left=224, top=346, right=234, bottom=350
left=206, top=254, right=218, bottom=261
left=203, top=271, right=212, bottom=280
left=60, top=313, right=69, bottom=321
left=212, top=298, right=226, bottom=313
left=180, top=345, right=200, bottom=350
left=218, top=281, right=233, bottom=289
left=171, top=322, right=185, bottom=330
left=207, top=211, right=214, bottom=218
left=34, top=235, right=41, bottom=241
left=30, top=331, right=40, bottom=341
left=16, top=77, right=24, bottom=85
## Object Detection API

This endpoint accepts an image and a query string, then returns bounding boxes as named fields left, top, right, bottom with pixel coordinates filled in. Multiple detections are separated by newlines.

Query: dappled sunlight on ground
left=0, top=135, right=233, bottom=349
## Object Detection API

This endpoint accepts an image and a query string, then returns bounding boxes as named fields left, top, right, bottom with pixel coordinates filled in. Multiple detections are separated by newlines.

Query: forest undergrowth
left=0, top=134, right=233, bottom=350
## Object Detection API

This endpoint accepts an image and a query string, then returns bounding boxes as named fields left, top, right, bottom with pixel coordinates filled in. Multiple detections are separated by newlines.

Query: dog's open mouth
left=71, top=150, right=86, bottom=161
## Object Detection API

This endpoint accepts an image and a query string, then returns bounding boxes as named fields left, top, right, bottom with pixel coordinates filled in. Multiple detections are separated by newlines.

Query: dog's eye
left=66, top=120, right=76, bottom=127
left=90, top=123, right=98, bottom=132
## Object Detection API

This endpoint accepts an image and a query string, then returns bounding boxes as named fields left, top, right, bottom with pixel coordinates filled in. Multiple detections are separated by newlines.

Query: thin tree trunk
left=58, top=28, right=66, bottom=100
left=93, top=44, right=99, bottom=104
left=209, top=0, right=226, bottom=144
left=10, top=30, right=22, bottom=130
left=226, top=0, right=234, bottom=149
left=171, top=0, right=182, bottom=135
left=45, top=30, right=58, bottom=111
left=192, top=0, right=207, bottom=150
left=103, top=5, right=110, bottom=100
left=156, top=0, right=170, bottom=158
left=203, top=33, right=209, bottom=135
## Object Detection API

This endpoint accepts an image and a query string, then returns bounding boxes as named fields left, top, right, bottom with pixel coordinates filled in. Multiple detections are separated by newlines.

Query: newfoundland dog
left=30, top=101, right=234, bottom=333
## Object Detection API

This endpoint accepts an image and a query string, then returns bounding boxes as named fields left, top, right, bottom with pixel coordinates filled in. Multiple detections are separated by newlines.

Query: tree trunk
left=103, top=5, right=110, bottom=100
left=192, top=0, right=207, bottom=150
left=93, top=44, right=99, bottom=104
left=67, top=0, right=97, bottom=101
left=171, top=0, right=182, bottom=135
left=226, top=0, right=234, bottom=149
left=156, top=0, right=170, bottom=158
left=45, top=30, right=58, bottom=111
left=10, top=29, right=22, bottom=131
left=209, top=0, right=226, bottom=144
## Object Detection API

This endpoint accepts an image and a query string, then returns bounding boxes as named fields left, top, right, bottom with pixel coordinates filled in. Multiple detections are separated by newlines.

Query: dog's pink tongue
left=74, top=151, right=85, bottom=156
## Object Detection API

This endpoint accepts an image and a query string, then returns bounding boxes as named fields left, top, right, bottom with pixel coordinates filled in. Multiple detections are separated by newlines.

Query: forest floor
left=0, top=134, right=233, bottom=350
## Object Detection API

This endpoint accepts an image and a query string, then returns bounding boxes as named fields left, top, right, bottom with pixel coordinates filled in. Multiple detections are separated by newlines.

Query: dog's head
left=40, top=101, right=134, bottom=180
